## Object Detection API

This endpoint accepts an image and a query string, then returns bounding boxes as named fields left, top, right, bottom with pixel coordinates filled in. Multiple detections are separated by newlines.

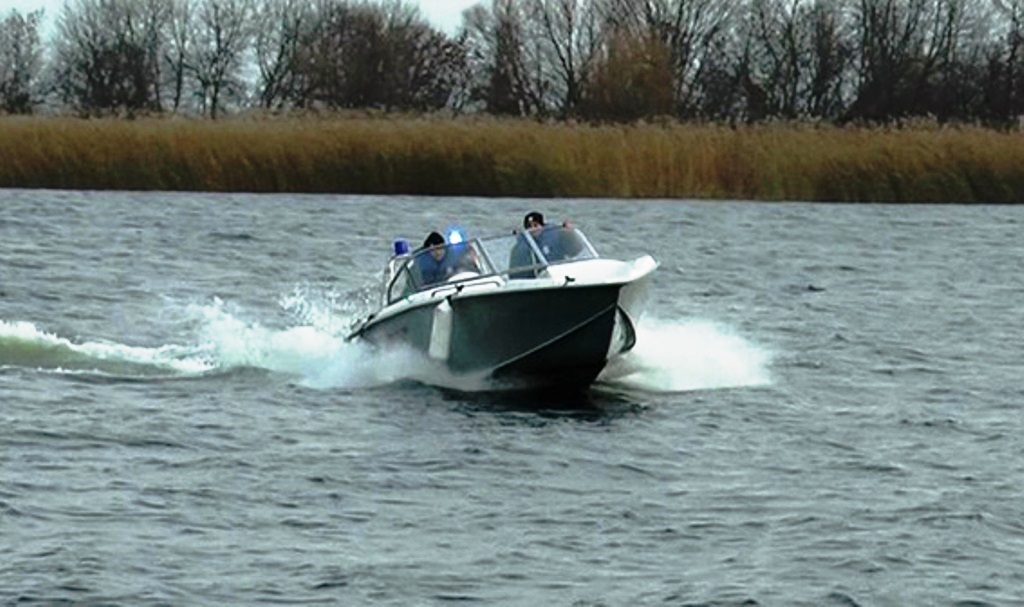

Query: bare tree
left=253, top=0, right=314, bottom=109
left=804, top=0, right=849, bottom=119
left=291, top=0, right=379, bottom=109
left=741, top=0, right=851, bottom=120
left=0, top=9, right=44, bottom=114
left=603, top=0, right=738, bottom=116
left=187, top=0, right=254, bottom=118
left=463, top=0, right=546, bottom=115
left=846, top=0, right=931, bottom=120
left=981, top=0, right=1024, bottom=121
left=695, top=29, right=747, bottom=120
left=138, top=0, right=169, bottom=107
left=383, top=11, right=469, bottom=111
left=581, top=26, right=674, bottom=120
left=281, top=0, right=464, bottom=111
left=52, top=0, right=167, bottom=115
left=918, top=0, right=990, bottom=119
left=164, top=0, right=195, bottom=113
left=525, top=0, right=603, bottom=117
left=10, top=0, right=1007, bottom=122
left=744, top=0, right=808, bottom=118
left=295, top=0, right=348, bottom=108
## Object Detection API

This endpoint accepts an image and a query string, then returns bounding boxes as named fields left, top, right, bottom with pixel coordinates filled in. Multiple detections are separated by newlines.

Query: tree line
left=3, top=0, right=1024, bottom=125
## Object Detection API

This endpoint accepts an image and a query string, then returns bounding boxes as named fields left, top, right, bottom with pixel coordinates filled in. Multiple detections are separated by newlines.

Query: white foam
left=3, top=295, right=772, bottom=393
left=600, top=317, right=772, bottom=392
left=0, top=319, right=213, bottom=375
left=189, top=295, right=444, bottom=390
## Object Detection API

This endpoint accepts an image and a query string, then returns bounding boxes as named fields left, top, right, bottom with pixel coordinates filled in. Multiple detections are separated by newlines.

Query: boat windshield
left=385, top=239, right=491, bottom=303
left=476, top=225, right=598, bottom=279
left=383, top=226, right=599, bottom=304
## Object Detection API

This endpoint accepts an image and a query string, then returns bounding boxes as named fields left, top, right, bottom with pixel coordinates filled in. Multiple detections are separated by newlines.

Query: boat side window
left=540, top=226, right=592, bottom=262
left=402, top=241, right=490, bottom=293
left=509, top=226, right=595, bottom=274
left=410, top=246, right=448, bottom=290
left=450, top=242, right=485, bottom=275
left=387, top=260, right=415, bottom=303
left=474, top=233, right=524, bottom=277
left=507, top=231, right=545, bottom=278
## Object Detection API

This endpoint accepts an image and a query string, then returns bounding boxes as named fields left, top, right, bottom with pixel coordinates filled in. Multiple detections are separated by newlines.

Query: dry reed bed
left=0, top=116, right=1021, bottom=202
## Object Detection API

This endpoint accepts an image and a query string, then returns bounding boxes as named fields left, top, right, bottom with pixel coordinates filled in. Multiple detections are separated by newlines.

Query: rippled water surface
left=2, top=190, right=1023, bottom=606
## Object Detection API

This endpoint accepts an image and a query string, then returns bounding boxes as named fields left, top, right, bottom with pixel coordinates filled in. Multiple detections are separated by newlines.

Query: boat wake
left=0, top=319, right=212, bottom=378
left=2, top=292, right=770, bottom=393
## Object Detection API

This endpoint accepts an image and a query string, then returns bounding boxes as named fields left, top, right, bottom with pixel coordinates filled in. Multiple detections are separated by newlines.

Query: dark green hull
left=352, top=276, right=650, bottom=391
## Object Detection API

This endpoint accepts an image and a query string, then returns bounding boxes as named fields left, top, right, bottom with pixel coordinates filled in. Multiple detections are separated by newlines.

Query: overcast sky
left=2, top=0, right=478, bottom=34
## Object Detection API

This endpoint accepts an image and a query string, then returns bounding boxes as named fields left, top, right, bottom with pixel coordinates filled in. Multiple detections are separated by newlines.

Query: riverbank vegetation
left=2, top=116, right=1022, bottom=202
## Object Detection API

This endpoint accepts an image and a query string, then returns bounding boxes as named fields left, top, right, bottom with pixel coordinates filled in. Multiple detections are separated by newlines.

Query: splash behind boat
left=347, top=224, right=658, bottom=391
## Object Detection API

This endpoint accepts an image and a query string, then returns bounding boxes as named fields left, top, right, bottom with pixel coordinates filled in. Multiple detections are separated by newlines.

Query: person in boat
left=508, top=212, right=544, bottom=278
left=508, top=211, right=585, bottom=278
left=413, top=231, right=457, bottom=287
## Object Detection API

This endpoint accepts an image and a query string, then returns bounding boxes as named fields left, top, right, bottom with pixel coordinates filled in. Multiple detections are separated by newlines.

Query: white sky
left=1, top=0, right=479, bottom=34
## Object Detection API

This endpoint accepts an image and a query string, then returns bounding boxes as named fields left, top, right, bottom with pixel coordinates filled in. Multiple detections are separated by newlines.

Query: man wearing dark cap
left=509, top=211, right=549, bottom=278
left=423, top=231, right=445, bottom=249
left=524, top=210, right=567, bottom=259
left=523, top=211, right=545, bottom=231
left=509, top=211, right=584, bottom=278
left=414, top=231, right=454, bottom=287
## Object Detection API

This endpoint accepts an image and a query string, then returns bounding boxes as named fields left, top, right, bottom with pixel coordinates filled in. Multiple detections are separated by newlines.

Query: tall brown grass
left=1, top=115, right=1022, bottom=202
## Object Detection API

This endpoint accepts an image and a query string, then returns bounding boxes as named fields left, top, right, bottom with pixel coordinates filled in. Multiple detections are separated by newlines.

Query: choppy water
left=2, top=190, right=1022, bottom=606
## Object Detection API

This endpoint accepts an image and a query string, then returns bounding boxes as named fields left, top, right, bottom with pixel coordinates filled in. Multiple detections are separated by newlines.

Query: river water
left=1, top=190, right=1022, bottom=606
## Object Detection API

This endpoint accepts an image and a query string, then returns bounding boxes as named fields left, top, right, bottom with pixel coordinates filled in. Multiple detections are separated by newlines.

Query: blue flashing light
left=393, top=238, right=410, bottom=255
left=447, top=229, right=464, bottom=245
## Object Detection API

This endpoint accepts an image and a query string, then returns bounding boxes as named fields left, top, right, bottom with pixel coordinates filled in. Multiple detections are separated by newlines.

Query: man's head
left=423, top=231, right=446, bottom=260
left=523, top=211, right=545, bottom=233
left=423, top=231, right=445, bottom=248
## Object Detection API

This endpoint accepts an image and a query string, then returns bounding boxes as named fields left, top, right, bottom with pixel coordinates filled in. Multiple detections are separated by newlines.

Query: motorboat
left=347, top=224, right=658, bottom=391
